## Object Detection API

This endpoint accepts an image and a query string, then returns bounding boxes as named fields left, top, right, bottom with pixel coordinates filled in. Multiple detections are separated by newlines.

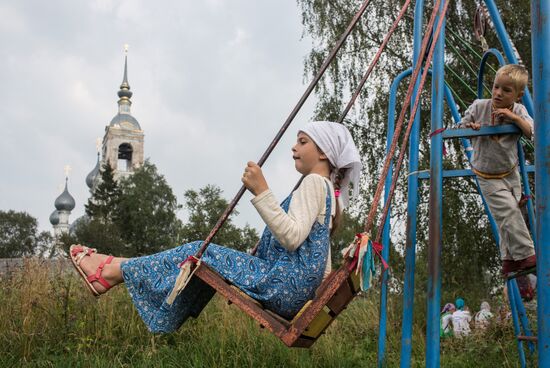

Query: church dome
left=109, top=113, right=141, bottom=130
left=49, top=210, right=59, bottom=225
left=86, top=154, right=101, bottom=188
left=55, top=180, right=75, bottom=211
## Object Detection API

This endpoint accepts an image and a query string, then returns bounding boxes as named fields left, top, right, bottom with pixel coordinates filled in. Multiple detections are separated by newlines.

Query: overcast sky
left=0, top=0, right=320, bottom=235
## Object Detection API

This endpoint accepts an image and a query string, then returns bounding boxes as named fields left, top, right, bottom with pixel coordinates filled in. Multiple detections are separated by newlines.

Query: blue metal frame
left=530, top=1, right=550, bottom=365
left=477, top=48, right=506, bottom=97
left=399, top=1, right=424, bottom=366
left=508, top=282, right=528, bottom=367
left=442, top=124, right=521, bottom=138
left=376, top=68, right=399, bottom=368
left=375, top=1, right=548, bottom=366
left=426, top=2, right=445, bottom=366
left=417, top=165, right=535, bottom=180
left=382, top=76, right=535, bottom=368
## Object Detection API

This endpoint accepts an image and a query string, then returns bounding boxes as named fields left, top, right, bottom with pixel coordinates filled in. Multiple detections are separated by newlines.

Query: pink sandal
left=69, top=244, right=114, bottom=297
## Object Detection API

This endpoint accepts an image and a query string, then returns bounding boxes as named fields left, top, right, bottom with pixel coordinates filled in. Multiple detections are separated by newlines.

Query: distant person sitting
left=452, top=298, right=472, bottom=337
left=474, top=301, right=494, bottom=331
left=440, top=303, right=456, bottom=338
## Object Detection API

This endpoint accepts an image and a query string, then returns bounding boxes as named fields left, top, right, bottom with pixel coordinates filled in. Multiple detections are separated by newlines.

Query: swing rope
left=250, top=0, right=415, bottom=257
left=363, top=0, right=449, bottom=237
left=189, top=0, right=373, bottom=262
left=170, top=0, right=449, bottom=305
left=341, top=1, right=449, bottom=284
left=374, top=1, right=450, bottom=244
left=166, top=0, right=376, bottom=304
left=338, top=0, right=413, bottom=123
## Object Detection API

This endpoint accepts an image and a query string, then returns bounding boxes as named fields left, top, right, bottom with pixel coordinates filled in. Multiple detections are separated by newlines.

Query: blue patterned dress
left=121, top=185, right=331, bottom=333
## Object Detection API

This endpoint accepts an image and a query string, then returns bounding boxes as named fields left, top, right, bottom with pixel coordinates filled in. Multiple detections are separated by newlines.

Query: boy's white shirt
left=251, top=173, right=335, bottom=278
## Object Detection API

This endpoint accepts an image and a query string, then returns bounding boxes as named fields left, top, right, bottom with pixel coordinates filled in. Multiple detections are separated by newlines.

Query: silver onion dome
left=54, top=179, right=76, bottom=211
left=49, top=209, right=60, bottom=225
left=86, top=153, right=100, bottom=189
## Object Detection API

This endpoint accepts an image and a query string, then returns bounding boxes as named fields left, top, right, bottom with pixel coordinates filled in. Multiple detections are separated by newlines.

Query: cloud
left=228, top=27, right=249, bottom=48
left=0, top=0, right=314, bottom=237
left=0, top=4, right=27, bottom=33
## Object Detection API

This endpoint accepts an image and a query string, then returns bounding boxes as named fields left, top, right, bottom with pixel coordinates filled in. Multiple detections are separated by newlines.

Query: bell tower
left=102, top=46, right=144, bottom=181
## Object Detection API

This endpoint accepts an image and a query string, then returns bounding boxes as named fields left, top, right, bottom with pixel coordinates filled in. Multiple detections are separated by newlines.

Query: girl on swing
left=70, top=121, right=362, bottom=333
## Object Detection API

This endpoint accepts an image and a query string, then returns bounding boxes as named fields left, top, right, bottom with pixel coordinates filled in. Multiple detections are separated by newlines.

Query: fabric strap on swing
left=429, top=127, right=446, bottom=137
left=342, top=233, right=388, bottom=291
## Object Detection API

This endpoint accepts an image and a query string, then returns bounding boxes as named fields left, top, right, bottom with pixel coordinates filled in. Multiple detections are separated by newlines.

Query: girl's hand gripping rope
left=242, top=162, right=269, bottom=196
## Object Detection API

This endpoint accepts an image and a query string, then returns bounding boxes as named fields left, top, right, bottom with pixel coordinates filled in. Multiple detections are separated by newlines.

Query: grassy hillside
left=0, top=259, right=530, bottom=367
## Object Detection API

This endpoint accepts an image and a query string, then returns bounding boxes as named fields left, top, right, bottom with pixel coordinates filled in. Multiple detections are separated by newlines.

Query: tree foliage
left=68, top=161, right=183, bottom=256
left=0, top=210, right=53, bottom=258
left=115, top=161, right=183, bottom=256
left=68, top=162, right=126, bottom=255
left=70, top=219, right=125, bottom=256
left=296, top=0, right=532, bottom=295
left=70, top=160, right=260, bottom=258
left=85, top=162, right=122, bottom=222
left=180, top=185, right=259, bottom=252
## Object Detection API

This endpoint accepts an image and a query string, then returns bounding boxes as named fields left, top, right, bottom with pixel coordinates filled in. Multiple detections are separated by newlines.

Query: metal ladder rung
left=442, top=124, right=521, bottom=139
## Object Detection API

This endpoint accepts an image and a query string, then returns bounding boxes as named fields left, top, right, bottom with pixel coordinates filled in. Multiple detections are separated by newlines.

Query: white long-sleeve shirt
left=251, top=174, right=335, bottom=278
left=452, top=310, right=472, bottom=337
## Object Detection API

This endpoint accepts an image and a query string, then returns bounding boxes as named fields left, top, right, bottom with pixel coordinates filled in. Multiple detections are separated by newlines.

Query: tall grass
left=0, top=259, right=530, bottom=367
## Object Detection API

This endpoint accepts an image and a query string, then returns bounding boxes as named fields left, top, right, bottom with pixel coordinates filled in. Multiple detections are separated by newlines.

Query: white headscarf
left=299, top=121, right=363, bottom=209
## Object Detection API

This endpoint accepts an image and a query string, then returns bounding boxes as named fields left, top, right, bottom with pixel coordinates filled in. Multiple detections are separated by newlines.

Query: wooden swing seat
left=193, top=260, right=360, bottom=348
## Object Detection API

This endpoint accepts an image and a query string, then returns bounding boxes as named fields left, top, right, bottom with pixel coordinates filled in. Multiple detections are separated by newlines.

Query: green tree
left=85, top=162, right=122, bottom=221
left=67, top=162, right=127, bottom=255
left=180, top=185, right=259, bottom=252
left=68, top=218, right=126, bottom=256
left=0, top=210, right=53, bottom=258
left=115, top=161, right=183, bottom=256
